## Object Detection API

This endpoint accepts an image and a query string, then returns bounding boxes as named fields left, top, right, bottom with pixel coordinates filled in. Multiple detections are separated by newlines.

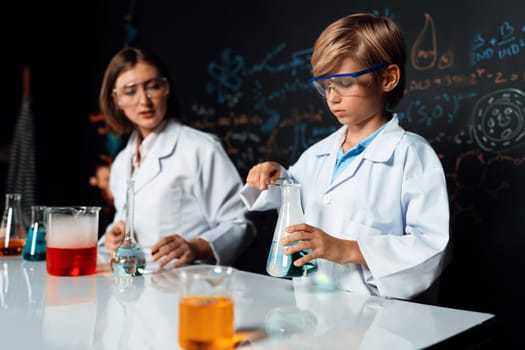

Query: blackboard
left=117, top=1, right=524, bottom=344
left=125, top=1, right=525, bottom=184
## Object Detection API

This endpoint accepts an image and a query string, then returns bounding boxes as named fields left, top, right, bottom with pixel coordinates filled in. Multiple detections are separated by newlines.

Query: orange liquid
left=46, top=246, right=97, bottom=276
left=179, top=296, right=234, bottom=350
left=0, top=238, right=25, bottom=256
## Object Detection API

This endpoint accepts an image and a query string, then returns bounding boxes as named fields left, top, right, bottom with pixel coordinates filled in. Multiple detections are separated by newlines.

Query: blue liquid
left=266, top=241, right=317, bottom=278
left=111, top=245, right=146, bottom=277
left=22, top=228, right=46, bottom=261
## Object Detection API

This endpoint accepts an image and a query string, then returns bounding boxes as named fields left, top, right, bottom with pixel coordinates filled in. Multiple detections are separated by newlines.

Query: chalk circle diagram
left=471, top=88, right=525, bottom=152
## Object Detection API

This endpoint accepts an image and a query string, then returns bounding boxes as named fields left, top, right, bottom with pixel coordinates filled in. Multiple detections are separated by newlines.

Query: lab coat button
left=323, top=194, right=332, bottom=205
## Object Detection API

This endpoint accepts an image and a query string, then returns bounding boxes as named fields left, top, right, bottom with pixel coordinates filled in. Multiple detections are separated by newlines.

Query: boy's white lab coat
left=241, top=116, right=449, bottom=299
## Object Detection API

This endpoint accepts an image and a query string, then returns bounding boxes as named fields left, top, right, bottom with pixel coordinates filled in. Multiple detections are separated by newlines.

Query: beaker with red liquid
left=45, top=206, right=100, bottom=276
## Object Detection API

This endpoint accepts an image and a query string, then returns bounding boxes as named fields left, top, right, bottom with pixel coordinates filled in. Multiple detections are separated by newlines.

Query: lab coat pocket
left=159, top=187, right=184, bottom=232
left=340, top=220, right=383, bottom=241
left=339, top=221, right=383, bottom=295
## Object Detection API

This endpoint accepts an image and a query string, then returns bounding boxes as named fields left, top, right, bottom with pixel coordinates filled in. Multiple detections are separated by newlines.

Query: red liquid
left=46, top=246, right=97, bottom=276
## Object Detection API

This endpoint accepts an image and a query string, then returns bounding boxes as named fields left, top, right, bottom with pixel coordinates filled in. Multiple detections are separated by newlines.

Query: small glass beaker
left=177, top=265, right=235, bottom=350
left=22, top=205, right=47, bottom=261
left=0, top=193, right=27, bottom=256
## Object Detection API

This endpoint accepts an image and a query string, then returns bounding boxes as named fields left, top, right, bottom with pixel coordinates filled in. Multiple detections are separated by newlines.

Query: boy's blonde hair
left=311, top=13, right=406, bottom=110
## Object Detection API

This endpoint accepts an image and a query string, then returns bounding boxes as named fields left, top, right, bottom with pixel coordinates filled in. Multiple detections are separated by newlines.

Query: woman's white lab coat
left=102, top=119, right=255, bottom=265
left=241, top=116, right=449, bottom=299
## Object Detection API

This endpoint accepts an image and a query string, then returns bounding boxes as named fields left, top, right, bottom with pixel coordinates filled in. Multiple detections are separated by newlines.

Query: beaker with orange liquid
left=177, top=265, right=235, bottom=350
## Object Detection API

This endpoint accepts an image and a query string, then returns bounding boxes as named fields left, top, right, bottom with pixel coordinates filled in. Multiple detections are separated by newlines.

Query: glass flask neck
left=279, top=182, right=304, bottom=218
left=120, top=234, right=137, bottom=247
left=30, top=205, right=46, bottom=225
left=4, top=193, right=22, bottom=208
left=125, top=179, right=135, bottom=242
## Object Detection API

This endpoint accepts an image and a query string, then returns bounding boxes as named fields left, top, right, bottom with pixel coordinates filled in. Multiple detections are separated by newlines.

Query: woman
left=241, top=13, right=449, bottom=300
left=98, top=47, right=255, bottom=268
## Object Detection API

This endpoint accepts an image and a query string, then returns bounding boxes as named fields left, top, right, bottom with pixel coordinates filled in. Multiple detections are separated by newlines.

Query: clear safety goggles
left=309, top=63, right=387, bottom=97
left=113, top=76, right=169, bottom=106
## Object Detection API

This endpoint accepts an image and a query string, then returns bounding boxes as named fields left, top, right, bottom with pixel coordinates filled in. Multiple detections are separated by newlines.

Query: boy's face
left=323, top=58, right=387, bottom=128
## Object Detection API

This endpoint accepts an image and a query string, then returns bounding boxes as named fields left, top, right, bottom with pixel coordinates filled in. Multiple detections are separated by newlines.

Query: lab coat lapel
left=312, top=126, right=345, bottom=193
left=328, top=155, right=363, bottom=191
left=132, top=120, right=181, bottom=193
left=325, top=117, right=404, bottom=192
left=318, top=150, right=338, bottom=192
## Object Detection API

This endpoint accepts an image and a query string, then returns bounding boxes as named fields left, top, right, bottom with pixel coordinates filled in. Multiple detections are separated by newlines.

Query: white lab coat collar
left=126, top=119, right=182, bottom=193
left=362, top=115, right=404, bottom=162
left=131, top=126, right=161, bottom=170
left=313, top=115, right=405, bottom=192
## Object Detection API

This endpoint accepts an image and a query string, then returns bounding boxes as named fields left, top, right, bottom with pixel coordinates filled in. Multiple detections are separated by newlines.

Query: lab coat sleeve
left=239, top=166, right=288, bottom=211
left=357, top=143, right=450, bottom=299
left=195, top=139, right=256, bottom=265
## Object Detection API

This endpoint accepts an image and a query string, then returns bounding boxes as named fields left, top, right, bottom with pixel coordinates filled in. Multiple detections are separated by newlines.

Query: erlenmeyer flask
left=266, top=179, right=317, bottom=278
left=111, top=180, right=146, bottom=279
left=0, top=193, right=27, bottom=256
left=22, top=205, right=47, bottom=261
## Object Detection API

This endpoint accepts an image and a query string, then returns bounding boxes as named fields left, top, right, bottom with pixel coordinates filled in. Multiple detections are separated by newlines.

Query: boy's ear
left=382, top=64, right=400, bottom=92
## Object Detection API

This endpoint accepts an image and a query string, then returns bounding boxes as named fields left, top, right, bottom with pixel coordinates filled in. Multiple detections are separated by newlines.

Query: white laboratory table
left=0, top=256, right=496, bottom=349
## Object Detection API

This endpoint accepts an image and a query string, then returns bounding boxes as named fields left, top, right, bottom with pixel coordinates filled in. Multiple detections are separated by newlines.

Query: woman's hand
left=246, top=161, right=282, bottom=190
left=280, top=224, right=365, bottom=265
left=104, top=220, right=125, bottom=253
left=151, top=235, right=213, bottom=268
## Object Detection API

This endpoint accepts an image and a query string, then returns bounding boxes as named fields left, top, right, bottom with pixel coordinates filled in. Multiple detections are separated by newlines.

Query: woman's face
left=113, top=62, right=169, bottom=138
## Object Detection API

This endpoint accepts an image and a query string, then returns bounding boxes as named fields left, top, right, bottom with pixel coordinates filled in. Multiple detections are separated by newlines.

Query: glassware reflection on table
left=21, top=261, right=46, bottom=319
left=43, top=274, right=97, bottom=348
left=111, top=179, right=146, bottom=282
left=112, top=275, right=145, bottom=350
left=150, top=267, right=182, bottom=293
left=265, top=306, right=317, bottom=338
left=45, top=206, right=100, bottom=276
left=0, top=193, right=27, bottom=256
left=176, top=265, right=235, bottom=350
left=22, top=205, right=47, bottom=261
left=0, top=257, right=27, bottom=313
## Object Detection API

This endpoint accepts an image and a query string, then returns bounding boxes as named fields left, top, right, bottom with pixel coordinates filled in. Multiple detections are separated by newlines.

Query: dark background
left=2, top=0, right=524, bottom=347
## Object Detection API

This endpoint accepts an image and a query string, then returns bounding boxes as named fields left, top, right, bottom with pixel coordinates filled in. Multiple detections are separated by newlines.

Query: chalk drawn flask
left=266, top=179, right=317, bottom=278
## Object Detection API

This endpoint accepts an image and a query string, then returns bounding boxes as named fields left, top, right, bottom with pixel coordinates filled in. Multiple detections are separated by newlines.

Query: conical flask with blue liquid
left=266, top=179, right=317, bottom=278
left=22, top=205, right=47, bottom=261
